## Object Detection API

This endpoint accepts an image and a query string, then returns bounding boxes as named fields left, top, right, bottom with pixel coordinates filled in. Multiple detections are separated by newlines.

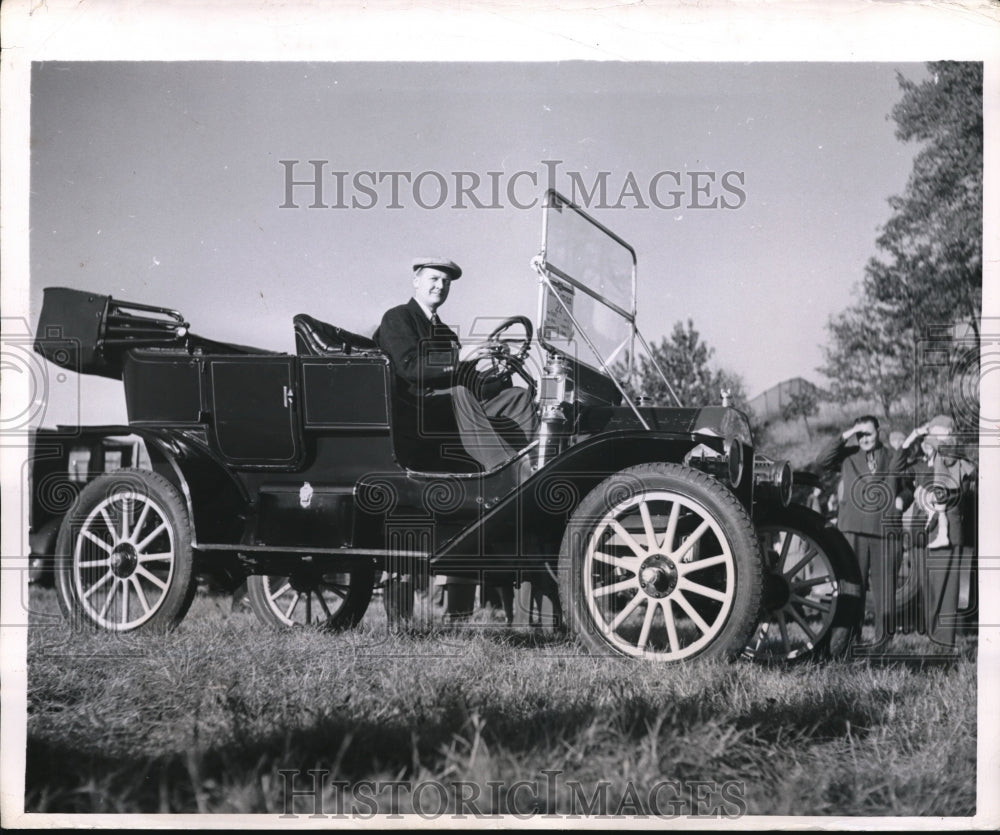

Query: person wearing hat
left=374, top=257, right=539, bottom=622
left=894, top=414, right=977, bottom=649
left=374, top=257, right=538, bottom=471
left=817, top=414, right=903, bottom=646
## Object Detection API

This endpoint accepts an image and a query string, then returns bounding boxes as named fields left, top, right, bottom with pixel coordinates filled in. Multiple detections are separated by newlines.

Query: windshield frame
left=539, top=190, right=638, bottom=323
left=533, top=189, right=683, bottom=416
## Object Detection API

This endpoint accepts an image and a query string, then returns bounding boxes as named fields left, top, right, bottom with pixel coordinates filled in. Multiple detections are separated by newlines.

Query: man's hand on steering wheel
left=457, top=346, right=512, bottom=400
left=487, top=315, right=533, bottom=363
left=456, top=315, right=536, bottom=399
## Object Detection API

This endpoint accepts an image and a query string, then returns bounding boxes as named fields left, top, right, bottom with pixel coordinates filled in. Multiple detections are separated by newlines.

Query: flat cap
left=412, top=257, right=462, bottom=280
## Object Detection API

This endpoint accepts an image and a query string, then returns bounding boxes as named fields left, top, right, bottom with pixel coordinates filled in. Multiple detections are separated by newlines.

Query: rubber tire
left=28, top=517, right=61, bottom=587
left=745, top=503, right=864, bottom=662
left=558, top=463, right=763, bottom=663
left=246, top=561, right=375, bottom=630
left=54, top=468, right=196, bottom=633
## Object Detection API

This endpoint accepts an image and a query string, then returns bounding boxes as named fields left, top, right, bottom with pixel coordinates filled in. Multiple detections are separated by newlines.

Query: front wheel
left=558, top=463, right=764, bottom=662
left=246, top=560, right=375, bottom=629
left=54, top=469, right=197, bottom=632
left=744, top=504, right=863, bottom=662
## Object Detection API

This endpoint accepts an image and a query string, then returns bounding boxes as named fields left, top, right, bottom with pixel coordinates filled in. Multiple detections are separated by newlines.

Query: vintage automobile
left=33, top=190, right=862, bottom=662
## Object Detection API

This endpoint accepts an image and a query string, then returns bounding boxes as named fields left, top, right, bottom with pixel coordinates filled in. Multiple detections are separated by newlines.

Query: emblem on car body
left=299, top=481, right=314, bottom=509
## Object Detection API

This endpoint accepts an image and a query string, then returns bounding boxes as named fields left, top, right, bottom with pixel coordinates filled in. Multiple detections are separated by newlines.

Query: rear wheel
left=559, top=463, right=763, bottom=662
left=247, top=561, right=375, bottom=629
left=744, top=504, right=863, bottom=662
left=54, top=469, right=196, bottom=632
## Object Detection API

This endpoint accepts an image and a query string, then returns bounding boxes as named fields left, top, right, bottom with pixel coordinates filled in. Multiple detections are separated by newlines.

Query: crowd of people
left=817, top=413, right=977, bottom=651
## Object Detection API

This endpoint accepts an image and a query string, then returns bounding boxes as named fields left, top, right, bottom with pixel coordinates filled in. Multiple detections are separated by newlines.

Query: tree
left=715, top=367, right=749, bottom=411
left=624, top=319, right=748, bottom=409
left=817, top=302, right=912, bottom=421
left=819, top=62, right=982, bottom=427
left=781, top=386, right=819, bottom=440
left=865, top=62, right=982, bottom=341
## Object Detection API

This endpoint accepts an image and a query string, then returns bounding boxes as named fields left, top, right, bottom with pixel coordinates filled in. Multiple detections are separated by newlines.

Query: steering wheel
left=487, top=315, right=533, bottom=362
left=462, top=315, right=536, bottom=396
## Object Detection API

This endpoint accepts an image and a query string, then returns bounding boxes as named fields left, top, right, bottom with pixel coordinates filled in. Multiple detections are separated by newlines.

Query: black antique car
left=33, top=190, right=862, bottom=662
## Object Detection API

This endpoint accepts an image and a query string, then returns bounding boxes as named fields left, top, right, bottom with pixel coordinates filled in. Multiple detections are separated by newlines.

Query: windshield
left=537, top=190, right=636, bottom=375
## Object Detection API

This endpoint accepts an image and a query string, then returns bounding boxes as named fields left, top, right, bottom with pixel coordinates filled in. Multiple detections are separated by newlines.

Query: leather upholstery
left=293, top=314, right=379, bottom=356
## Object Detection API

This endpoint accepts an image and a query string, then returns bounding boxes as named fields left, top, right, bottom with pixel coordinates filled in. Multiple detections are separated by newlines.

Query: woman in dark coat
left=895, top=415, right=977, bottom=649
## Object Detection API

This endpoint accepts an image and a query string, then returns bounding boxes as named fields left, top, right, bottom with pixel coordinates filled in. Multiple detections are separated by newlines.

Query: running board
left=195, top=543, right=430, bottom=575
left=196, top=543, right=429, bottom=558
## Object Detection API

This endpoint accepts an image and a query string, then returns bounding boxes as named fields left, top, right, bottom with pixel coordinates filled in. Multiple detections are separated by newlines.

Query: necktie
left=431, top=313, right=441, bottom=329
left=867, top=450, right=877, bottom=474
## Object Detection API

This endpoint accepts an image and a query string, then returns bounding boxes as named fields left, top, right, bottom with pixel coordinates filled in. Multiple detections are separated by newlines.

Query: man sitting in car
left=374, top=257, right=538, bottom=472
left=374, top=257, right=538, bottom=624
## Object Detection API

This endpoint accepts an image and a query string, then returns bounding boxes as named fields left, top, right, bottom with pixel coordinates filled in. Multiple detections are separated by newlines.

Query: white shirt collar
left=413, top=297, right=437, bottom=322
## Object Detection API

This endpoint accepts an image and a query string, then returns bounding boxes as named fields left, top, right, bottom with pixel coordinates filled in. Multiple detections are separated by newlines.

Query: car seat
left=293, top=314, right=379, bottom=356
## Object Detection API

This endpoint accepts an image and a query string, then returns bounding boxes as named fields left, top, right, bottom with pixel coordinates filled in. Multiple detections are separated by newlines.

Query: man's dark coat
left=374, top=298, right=461, bottom=397
left=817, top=437, right=901, bottom=536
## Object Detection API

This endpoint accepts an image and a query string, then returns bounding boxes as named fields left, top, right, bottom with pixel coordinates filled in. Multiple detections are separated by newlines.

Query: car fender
left=431, top=430, right=734, bottom=572
left=136, top=429, right=251, bottom=546
left=52, top=425, right=251, bottom=547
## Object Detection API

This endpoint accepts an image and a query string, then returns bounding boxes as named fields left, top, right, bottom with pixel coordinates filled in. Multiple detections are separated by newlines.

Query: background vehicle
left=32, top=191, right=861, bottom=661
left=27, top=427, right=148, bottom=586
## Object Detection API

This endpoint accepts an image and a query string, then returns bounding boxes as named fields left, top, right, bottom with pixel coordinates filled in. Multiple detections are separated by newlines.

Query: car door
left=209, top=356, right=302, bottom=467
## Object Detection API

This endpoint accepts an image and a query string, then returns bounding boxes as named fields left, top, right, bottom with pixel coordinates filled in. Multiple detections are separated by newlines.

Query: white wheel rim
left=747, top=523, right=839, bottom=660
left=72, top=487, right=176, bottom=631
left=260, top=574, right=354, bottom=626
left=583, top=490, right=737, bottom=660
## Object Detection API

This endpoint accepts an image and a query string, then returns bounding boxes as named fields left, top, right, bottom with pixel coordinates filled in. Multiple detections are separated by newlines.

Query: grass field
left=19, top=407, right=981, bottom=822
left=23, top=583, right=977, bottom=820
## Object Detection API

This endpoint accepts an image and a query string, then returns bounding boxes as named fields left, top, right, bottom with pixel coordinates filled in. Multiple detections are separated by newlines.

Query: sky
left=28, top=60, right=924, bottom=426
